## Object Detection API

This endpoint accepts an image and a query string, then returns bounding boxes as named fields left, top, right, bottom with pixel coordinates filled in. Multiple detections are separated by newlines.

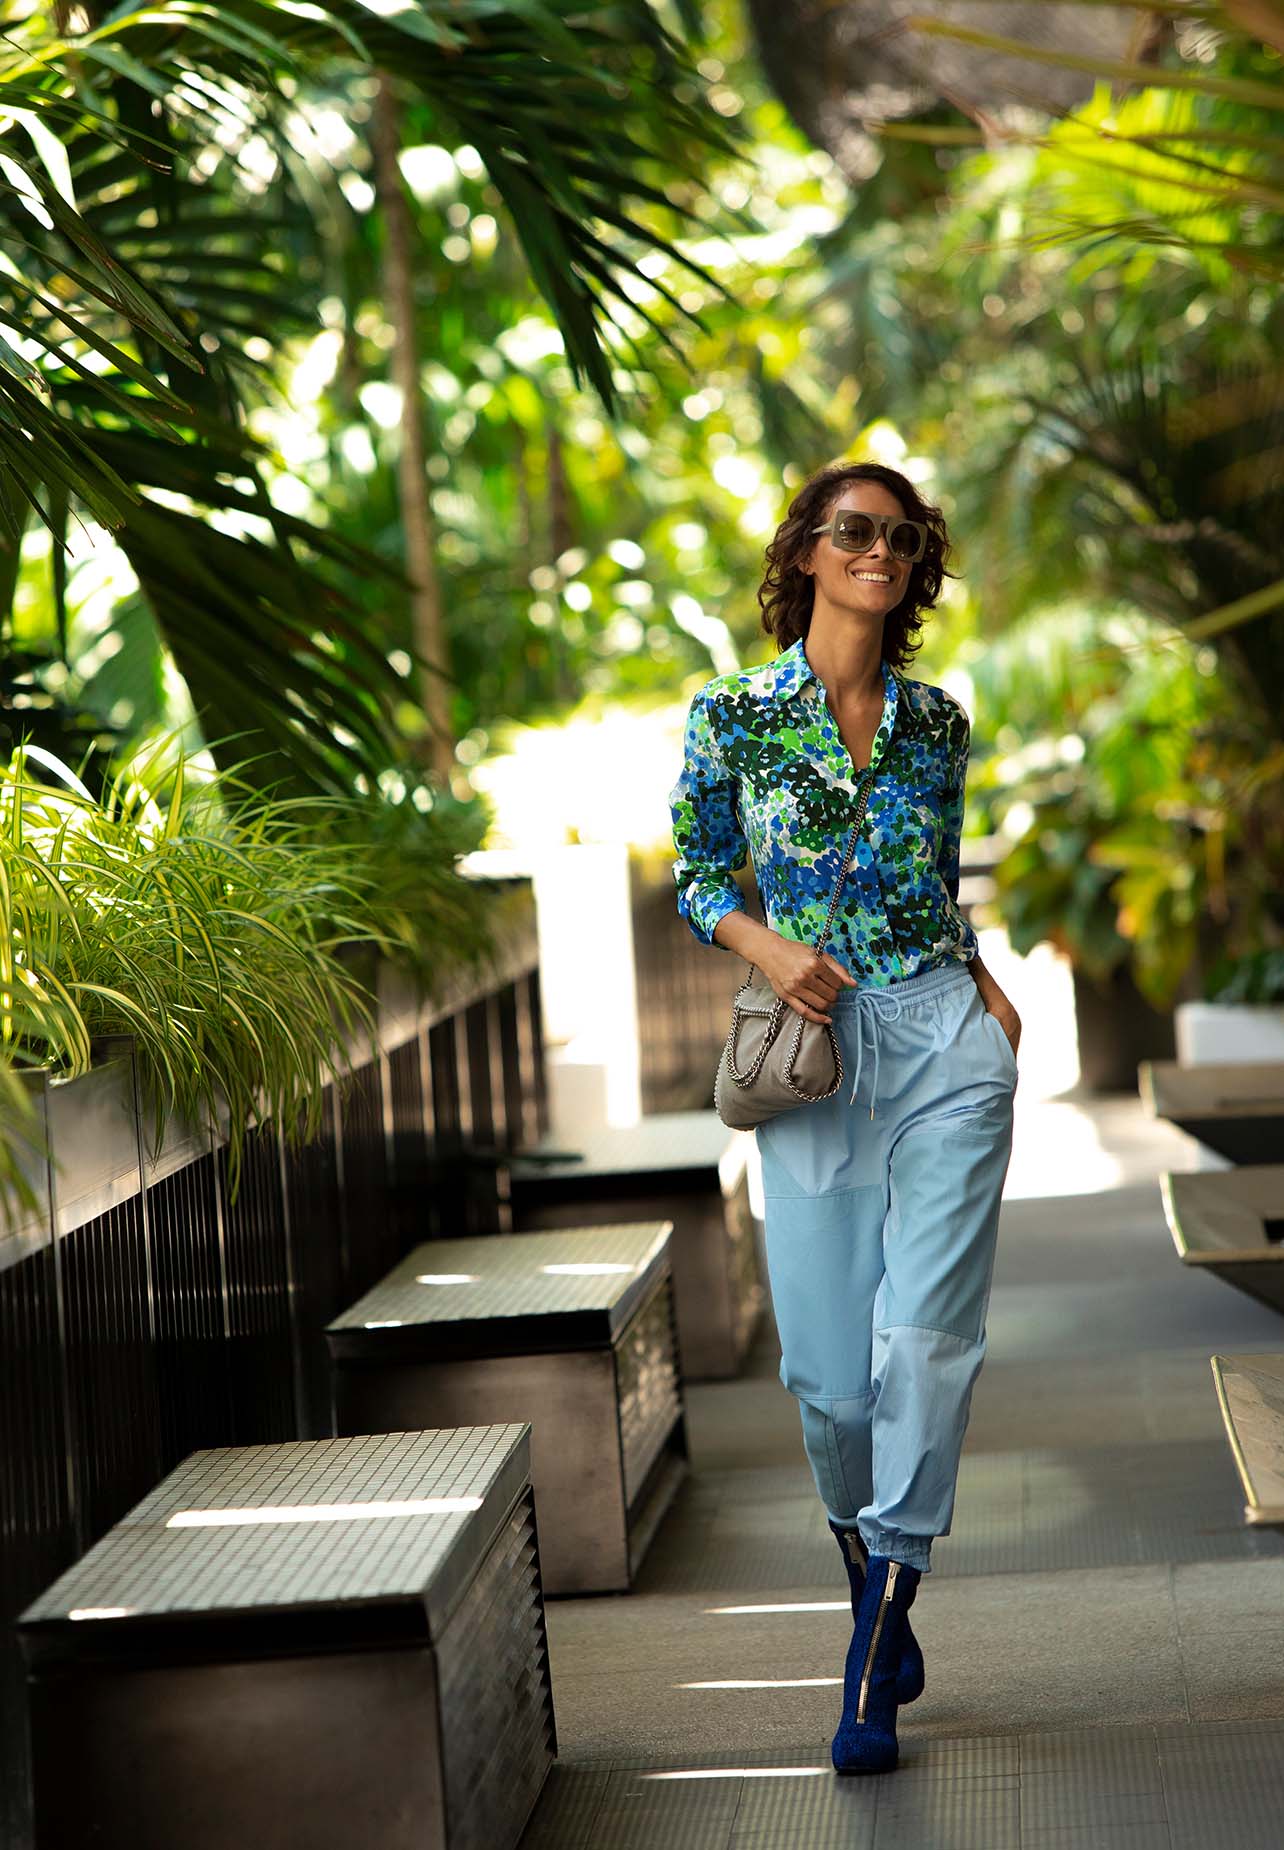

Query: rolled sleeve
left=937, top=712, right=969, bottom=905
left=668, top=687, right=749, bottom=949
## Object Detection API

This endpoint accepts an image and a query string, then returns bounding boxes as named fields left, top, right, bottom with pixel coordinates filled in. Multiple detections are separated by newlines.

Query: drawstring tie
left=847, top=990, right=905, bottom=1117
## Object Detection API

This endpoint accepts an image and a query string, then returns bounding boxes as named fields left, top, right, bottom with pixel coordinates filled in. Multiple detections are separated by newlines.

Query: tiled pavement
left=518, top=1059, right=1284, bottom=1849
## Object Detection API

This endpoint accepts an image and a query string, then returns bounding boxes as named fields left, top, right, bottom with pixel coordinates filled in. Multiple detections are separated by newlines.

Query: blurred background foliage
left=3, top=0, right=1284, bottom=1045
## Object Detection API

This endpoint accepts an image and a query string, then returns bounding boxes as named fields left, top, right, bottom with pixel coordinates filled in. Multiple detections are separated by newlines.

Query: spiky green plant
left=0, top=734, right=484, bottom=1218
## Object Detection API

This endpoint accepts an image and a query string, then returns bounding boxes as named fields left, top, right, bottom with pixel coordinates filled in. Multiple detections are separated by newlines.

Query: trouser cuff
left=859, top=1523, right=933, bottom=1573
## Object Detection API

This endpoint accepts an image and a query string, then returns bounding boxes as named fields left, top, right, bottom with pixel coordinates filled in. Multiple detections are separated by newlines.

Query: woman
left=668, top=460, right=1019, bottom=1775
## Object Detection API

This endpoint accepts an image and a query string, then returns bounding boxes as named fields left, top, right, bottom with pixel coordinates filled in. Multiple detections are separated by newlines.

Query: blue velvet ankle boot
left=831, top=1553, right=921, bottom=1775
left=828, top=1520, right=925, bottom=1704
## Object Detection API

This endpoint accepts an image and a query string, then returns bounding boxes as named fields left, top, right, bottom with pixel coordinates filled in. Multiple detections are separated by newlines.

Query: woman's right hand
left=758, top=935, right=858, bottom=1024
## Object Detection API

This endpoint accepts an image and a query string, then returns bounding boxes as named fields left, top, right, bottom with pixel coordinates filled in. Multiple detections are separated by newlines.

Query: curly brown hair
left=757, top=462, right=957, bottom=672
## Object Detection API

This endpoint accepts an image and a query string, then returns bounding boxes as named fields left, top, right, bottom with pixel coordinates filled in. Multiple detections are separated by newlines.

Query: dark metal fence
left=0, top=906, right=546, bottom=1849
left=632, top=861, right=760, bottom=1115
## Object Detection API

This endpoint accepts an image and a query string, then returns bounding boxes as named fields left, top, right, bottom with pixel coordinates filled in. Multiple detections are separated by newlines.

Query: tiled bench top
left=1140, top=1061, right=1284, bottom=1164
left=1162, top=1166, right=1284, bottom=1263
left=510, top=1111, right=750, bottom=1189
left=326, top=1224, right=674, bottom=1361
left=1210, top=1353, right=1284, bottom=1527
left=1141, top=1060, right=1284, bottom=1119
left=18, top=1424, right=532, bottom=1661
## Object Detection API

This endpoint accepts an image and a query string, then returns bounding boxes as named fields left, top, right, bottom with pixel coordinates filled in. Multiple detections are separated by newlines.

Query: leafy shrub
left=0, top=737, right=495, bottom=1214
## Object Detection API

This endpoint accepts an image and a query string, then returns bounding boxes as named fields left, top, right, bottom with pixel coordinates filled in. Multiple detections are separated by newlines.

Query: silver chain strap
left=722, top=765, right=876, bottom=1098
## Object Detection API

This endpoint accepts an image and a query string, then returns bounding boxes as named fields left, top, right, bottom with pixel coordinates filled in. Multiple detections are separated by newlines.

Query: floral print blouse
left=668, top=634, right=979, bottom=987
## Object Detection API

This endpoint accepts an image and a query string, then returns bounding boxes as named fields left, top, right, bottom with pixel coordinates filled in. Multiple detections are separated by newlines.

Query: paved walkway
left=519, top=947, right=1284, bottom=1849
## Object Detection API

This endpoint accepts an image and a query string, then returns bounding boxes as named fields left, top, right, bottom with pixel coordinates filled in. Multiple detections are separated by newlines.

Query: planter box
left=1072, top=965, right=1176, bottom=1094
left=1175, top=1001, right=1284, bottom=1066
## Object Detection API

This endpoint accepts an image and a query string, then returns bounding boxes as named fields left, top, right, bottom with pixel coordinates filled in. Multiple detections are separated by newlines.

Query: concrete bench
left=326, top=1223, right=687, bottom=1595
left=507, top=1110, right=764, bottom=1380
left=1160, top=1165, right=1284, bottom=1314
left=16, top=1425, right=553, bottom=1850
left=1140, top=1060, right=1284, bottom=1165
left=1210, top=1354, right=1284, bottom=1529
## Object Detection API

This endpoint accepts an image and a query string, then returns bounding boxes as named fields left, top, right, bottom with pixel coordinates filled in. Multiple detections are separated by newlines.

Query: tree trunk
left=371, top=72, right=454, bottom=780
left=743, top=0, right=1161, bottom=179
left=546, top=427, right=575, bottom=707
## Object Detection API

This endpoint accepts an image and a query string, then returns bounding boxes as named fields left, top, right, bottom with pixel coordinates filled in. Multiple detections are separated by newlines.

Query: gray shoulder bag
left=714, top=765, right=875, bottom=1131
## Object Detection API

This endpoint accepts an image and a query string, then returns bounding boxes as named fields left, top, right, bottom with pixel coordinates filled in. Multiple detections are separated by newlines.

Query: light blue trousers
left=755, top=958, right=1016, bottom=1574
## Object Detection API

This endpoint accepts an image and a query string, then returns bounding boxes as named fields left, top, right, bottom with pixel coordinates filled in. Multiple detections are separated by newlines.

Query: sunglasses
left=811, top=510, right=928, bottom=563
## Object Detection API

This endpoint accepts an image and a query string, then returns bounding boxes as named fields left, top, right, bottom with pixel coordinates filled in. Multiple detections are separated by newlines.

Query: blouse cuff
left=684, top=882, right=746, bottom=950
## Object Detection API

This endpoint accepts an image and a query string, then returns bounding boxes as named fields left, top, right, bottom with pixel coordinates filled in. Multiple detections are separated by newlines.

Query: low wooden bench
left=16, top=1425, right=554, bottom=1850
left=325, top=1223, right=687, bottom=1595
left=507, top=1110, right=764, bottom=1381
left=1160, top=1165, right=1284, bottom=1314
left=1210, top=1354, right=1284, bottom=1528
left=1140, top=1060, right=1284, bottom=1165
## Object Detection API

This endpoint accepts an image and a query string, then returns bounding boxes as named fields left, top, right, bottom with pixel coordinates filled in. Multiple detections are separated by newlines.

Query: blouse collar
left=767, top=635, right=902, bottom=732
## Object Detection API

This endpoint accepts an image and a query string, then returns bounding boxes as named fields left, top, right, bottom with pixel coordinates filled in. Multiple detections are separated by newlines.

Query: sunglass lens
left=834, top=513, right=876, bottom=551
left=890, top=522, right=922, bottom=560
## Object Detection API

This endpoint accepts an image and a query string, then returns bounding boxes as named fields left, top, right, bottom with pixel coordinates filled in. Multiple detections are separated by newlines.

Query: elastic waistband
left=829, top=956, right=974, bottom=1013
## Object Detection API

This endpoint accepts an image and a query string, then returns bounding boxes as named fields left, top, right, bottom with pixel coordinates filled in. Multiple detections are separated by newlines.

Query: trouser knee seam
left=875, top=1319, right=983, bottom=1343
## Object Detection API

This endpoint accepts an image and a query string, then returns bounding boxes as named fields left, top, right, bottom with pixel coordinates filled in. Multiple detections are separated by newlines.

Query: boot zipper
left=844, top=1533, right=863, bottom=1566
left=856, top=1560, right=898, bottom=1724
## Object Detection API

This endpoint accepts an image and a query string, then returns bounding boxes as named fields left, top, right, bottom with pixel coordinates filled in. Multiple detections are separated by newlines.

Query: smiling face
left=804, top=482, right=914, bottom=618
